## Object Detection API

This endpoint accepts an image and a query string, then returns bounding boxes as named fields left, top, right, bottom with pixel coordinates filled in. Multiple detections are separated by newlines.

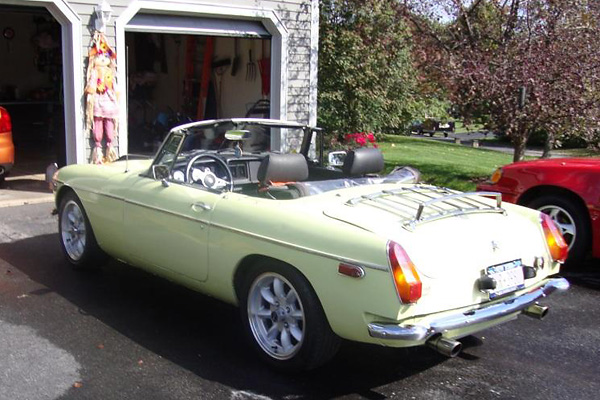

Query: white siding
left=70, top=0, right=314, bottom=117
left=63, top=0, right=316, bottom=157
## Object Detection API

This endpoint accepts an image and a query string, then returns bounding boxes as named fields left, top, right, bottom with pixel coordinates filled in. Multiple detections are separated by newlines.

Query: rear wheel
left=527, top=195, right=590, bottom=265
left=239, top=261, right=341, bottom=371
left=58, top=191, right=107, bottom=269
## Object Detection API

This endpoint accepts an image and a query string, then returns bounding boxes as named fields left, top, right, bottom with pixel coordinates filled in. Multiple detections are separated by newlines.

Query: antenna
left=125, top=153, right=129, bottom=173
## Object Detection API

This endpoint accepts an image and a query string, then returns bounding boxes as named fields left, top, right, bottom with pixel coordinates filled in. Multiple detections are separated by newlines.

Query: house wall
left=67, top=0, right=318, bottom=159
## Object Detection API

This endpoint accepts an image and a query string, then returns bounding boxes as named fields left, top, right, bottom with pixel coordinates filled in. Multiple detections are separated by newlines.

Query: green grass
left=380, top=135, right=516, bottom=192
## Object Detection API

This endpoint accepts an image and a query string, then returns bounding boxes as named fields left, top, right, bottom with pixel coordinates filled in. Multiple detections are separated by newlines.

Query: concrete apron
left=0, top=174, right=54, bottom=208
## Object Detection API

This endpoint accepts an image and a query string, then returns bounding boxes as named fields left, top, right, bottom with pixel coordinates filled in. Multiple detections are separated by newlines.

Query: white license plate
left=487, top=260, right=525, bottom=299
left=439, top=123, right=450, bottom=128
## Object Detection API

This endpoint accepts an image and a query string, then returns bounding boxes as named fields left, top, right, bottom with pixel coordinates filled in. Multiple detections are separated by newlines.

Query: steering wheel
left=185, top=153, right=234, bottom=192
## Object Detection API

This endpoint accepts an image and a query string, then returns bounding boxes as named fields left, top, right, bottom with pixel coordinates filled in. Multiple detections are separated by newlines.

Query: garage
left=0, top=0, right=316, bottom=169
left=0, top=4, right=66, bottom=173
left=124, top=14, right=272, bottom=154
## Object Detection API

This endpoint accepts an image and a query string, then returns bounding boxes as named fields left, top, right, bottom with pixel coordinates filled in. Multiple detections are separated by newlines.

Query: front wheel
left=58, top=191, right=107, bottom=269
left=527, top=195, right=590, bottom=265
left=239, top=261, right=340, bottom=371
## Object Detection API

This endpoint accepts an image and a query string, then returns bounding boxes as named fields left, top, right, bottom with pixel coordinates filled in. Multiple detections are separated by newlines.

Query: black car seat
left=257, top=153, right=309, bottom=199
left=342, top=147, right=385, bottom=177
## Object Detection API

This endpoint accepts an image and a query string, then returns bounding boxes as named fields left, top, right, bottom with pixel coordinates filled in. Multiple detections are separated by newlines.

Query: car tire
left=239, top=260, right=341, bottom=371
left=526, top=195, right=590, bottom=265
left=58, top=191, right=107, bottom=269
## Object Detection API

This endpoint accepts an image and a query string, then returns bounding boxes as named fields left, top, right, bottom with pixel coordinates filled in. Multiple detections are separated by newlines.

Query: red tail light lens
left=540, top=213, right=568, bottom=263
left=0, top=107, right=12, bottom=133
left=388, top=241, right=422, bottom=303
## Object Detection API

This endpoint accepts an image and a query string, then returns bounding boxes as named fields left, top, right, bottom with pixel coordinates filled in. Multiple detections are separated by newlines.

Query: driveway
left=0, top=202, right=599, bottom=399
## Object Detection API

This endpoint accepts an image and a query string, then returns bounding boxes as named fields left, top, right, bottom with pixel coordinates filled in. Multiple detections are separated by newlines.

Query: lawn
left=380, top=135, right=516, bottom=192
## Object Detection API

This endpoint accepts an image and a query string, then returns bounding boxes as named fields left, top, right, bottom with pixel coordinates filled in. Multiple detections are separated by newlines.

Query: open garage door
left=125, top=14, right=272, bottom=154
left=0, top=5, right=66, bottom=175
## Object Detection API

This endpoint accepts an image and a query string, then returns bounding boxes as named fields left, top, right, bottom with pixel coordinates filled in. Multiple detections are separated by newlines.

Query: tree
left=318, top=0, right=428, bottom=136
left=405, top=0, right=600, bottom=161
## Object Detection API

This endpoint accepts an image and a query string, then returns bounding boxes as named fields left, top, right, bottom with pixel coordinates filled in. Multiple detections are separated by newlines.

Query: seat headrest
left=257, top=153, right=309, bottom=184
left=342, top=147, right=384, bottom=176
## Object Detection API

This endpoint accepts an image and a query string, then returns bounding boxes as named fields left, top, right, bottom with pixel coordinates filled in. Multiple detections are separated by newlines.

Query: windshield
left=178, top=122, right=310, bottom=155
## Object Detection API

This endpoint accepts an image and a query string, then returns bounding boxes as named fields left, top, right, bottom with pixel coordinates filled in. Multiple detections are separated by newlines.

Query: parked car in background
left=409, top=118, right=455, bottom=137
left=477, top=158, right=600, bottom=265
left=54, top=118, right=569, bottom=370
left=0, top=106, right=15, bottom=183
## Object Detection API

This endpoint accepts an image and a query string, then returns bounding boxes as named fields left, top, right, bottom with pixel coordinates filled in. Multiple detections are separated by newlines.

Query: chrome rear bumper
left=368, top=277, right=569, bottom=342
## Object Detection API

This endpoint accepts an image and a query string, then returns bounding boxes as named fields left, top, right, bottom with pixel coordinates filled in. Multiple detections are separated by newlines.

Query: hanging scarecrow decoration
left=85, top=31, right=118, bottom=164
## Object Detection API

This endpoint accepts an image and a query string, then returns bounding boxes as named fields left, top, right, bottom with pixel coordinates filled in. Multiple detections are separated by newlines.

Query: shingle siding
left=64, top=0, right=317, bottom=157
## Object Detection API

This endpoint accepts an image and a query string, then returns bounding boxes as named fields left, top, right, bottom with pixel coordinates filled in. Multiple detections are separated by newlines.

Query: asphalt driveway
left=0, top=203, right=599, bottom=399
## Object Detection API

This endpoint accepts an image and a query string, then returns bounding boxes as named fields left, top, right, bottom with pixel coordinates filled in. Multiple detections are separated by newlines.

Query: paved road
left=0, top=203, right=599, bottom=400
left=415, top=131, right=546, bottom=158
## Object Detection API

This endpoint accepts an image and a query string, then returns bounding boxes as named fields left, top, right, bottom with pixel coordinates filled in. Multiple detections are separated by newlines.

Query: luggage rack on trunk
left=345, top=185, right=505, bottom=230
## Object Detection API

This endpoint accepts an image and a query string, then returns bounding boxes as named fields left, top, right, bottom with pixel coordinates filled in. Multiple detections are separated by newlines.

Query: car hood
left=507, top=157, right=600, bottom=170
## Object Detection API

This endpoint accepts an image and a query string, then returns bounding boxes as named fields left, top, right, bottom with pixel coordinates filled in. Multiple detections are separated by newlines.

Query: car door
left=123, top=176, right=221, bottom=282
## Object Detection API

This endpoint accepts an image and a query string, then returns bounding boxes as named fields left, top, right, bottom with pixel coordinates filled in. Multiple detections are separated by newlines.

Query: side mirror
left=327, top=151, right=347, bottom=167
left=152, top=164, right=170, bottom=180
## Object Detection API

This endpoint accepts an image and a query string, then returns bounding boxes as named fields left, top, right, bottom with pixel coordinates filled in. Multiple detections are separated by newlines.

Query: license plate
left=439, top=123, right=450, bottom=128
left=487, top=259, right=525, bottom=299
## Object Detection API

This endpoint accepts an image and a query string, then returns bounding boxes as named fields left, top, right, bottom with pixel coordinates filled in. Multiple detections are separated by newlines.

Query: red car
left=477, top=158, right=600, bottom=265
left=0, top=106, right=15, bottom=183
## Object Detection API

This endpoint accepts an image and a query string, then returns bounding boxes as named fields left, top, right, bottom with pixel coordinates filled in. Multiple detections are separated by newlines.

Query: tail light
left=388, top=241, right=422, bottom=303
left=540, top=213, right=568, bottom=263
left=0, top=107, right=12, bottom=133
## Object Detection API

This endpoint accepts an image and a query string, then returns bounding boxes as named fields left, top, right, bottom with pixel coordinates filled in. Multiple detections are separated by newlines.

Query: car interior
left=148, top=121, right=417, bottom=199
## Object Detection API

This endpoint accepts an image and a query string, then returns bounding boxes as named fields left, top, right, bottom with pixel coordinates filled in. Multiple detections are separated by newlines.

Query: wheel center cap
left=271, top=308, right=287, bottom=322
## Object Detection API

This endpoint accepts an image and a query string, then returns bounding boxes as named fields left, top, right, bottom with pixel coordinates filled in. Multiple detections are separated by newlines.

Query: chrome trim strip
left=368, top=277, right=569, bottom=341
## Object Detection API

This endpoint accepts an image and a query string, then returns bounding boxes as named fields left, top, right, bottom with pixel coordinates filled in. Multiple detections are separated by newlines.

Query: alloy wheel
left=247, top=272, right=305, bottom=360
left=60, top=200, right=87, bottom=261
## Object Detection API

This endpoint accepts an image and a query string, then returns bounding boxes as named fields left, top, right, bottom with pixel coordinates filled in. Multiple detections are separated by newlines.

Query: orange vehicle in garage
left=0, top=106, right=15, bottom=182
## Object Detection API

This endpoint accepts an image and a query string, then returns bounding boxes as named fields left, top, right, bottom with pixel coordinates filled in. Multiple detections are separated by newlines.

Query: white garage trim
left=0, top=0, right=83, bottom=165
left=115, top=0, right=289, bottom=153
left=309, top=0, right=319, bottom=128
left=126, top=13, right=271, bottom=38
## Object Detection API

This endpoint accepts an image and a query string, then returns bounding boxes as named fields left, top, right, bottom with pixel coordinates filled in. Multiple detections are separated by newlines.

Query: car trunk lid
left=323, top=185, right=548, bottom=314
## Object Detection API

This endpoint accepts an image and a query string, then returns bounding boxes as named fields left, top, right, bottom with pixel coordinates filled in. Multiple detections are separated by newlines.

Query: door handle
left=191, top=202, right=212, bottom=211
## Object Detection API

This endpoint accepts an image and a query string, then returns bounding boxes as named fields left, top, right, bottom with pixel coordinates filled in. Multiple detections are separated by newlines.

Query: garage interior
left=125, top=15, right=272, bottom=155
left=0, top=5, right=65, bottom=176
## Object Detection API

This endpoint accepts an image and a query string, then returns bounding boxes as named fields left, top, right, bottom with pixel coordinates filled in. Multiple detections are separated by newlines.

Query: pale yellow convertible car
left=54, top=119, right=569, bottom=370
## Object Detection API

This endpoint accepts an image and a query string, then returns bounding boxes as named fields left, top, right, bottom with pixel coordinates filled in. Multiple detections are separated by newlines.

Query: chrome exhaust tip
left=426, top=335, right=463, bottom=358
left=523, top=303, right=549, bottom=320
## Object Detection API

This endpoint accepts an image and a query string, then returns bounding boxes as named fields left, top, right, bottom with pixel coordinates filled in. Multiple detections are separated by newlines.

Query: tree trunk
left=513, top=136, right=527, bottom=162
left=542, top=131, right=554, bottom=158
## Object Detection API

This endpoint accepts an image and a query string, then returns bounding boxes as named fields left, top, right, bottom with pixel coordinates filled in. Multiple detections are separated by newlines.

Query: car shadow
left=0, top=233, right=450, bottom=399
left=561, top=258, right=600, bottom=291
